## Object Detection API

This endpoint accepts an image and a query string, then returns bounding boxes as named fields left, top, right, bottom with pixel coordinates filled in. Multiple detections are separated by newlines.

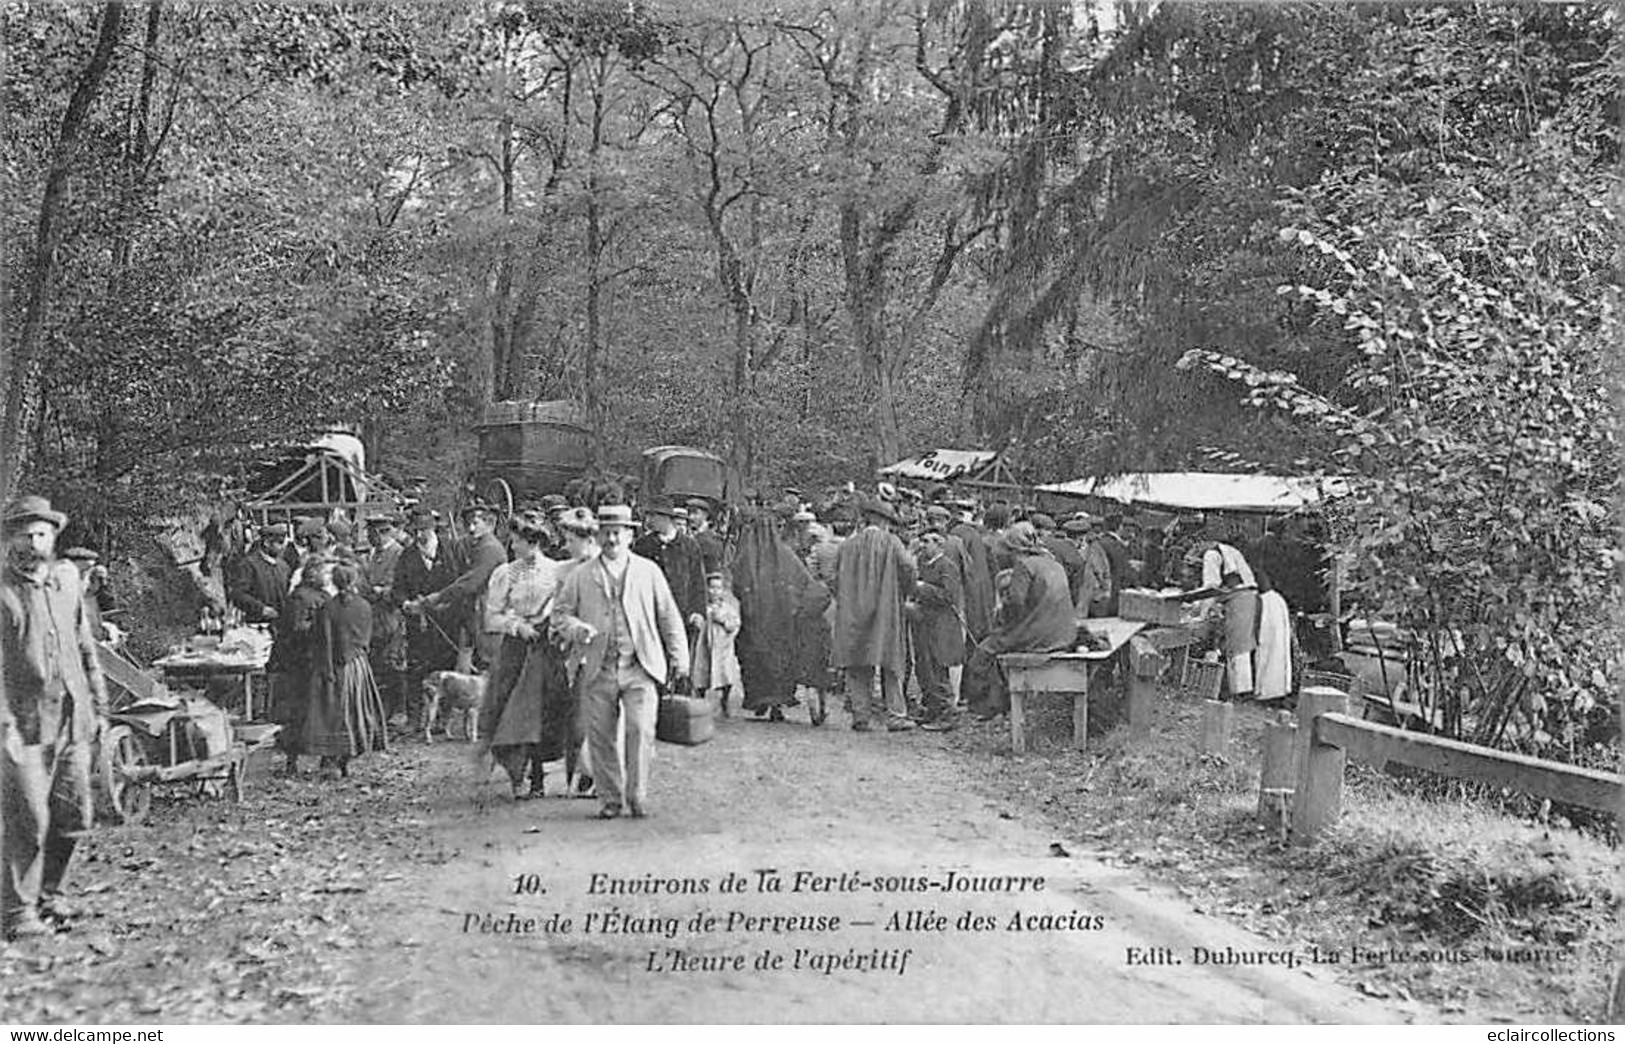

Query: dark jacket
left=693, top=530, right=728, bottom=576
left=430, top=533, right=506, bottom=623
left=950, top=522, right=995, bottom=640
left=1, top=562, right=109, bottom=745
left=227, top=550, right=291, bottom=622
left=272, top=583, right=328, bottom=676
left=986, top=554, right=1075, bottom=655
left=632, top=531, right=706, bottom=623
left=911, top=550, right=965, bottom=667
left=315, top=592, right=372, bottom=677
left=1041, top=533, right=1087, bottom=608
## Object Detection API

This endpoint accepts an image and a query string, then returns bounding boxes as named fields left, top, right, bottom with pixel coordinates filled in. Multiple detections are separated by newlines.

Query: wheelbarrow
left=93, top=641, right=279, bottom=825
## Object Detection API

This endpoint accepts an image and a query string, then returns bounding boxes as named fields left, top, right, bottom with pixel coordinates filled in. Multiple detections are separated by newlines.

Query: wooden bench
left=998, top=618, right=1148, bottom=753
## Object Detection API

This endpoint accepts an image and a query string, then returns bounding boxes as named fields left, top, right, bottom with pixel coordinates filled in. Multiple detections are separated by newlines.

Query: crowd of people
left=0, top=482, right=1322, bottom=938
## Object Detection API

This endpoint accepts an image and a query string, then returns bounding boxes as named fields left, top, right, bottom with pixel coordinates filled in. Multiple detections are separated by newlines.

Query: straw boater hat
left=3, top=495, right=67, bottom=531
left=596, top=504, right=639, bottom=529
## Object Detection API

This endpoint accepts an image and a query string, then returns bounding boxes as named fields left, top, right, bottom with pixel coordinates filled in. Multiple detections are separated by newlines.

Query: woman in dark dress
left=303, top=563, right=389, bottom=778
left=271, top=557, right=331, bottom=776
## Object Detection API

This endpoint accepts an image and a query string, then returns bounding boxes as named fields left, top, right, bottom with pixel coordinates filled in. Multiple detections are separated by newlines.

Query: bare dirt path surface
left=1, top=709, right=1441, bottom=1024
left=347, top=712, right=1432, bottom=1024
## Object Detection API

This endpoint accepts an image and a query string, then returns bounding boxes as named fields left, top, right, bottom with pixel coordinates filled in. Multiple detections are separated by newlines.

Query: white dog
left=421, top=670, right=486, bottom=744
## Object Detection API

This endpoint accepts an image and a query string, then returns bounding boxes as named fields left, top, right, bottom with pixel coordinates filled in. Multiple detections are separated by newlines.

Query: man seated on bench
left=963, top=522, right=1077, bottom=721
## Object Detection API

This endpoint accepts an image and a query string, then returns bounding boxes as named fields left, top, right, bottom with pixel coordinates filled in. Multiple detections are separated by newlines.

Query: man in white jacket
left=552, top=505, right=690, bottom=820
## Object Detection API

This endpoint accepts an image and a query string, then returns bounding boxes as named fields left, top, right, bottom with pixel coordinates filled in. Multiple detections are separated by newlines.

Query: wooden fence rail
left=1290, top=686, right=1624, bottom=842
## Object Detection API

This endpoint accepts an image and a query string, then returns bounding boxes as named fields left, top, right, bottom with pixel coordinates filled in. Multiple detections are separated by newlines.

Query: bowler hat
left=261, top=523, right=290, bottom=540
left=596, top=504, right=639, bottom=529
left=685, top=498, right=712, bottom=516
left=540, top=494, right=569, bottom=514
left=4, top=495, right=67, bottom=530
left=645, top=498, right=685, bottom=520
left=63, top=546, right=99, bottom=562
left=406, top=508, right=437, bottom=530
left=460, top=500, right=496, bottom=520
left=1031, top=512, right=1057, bottom=531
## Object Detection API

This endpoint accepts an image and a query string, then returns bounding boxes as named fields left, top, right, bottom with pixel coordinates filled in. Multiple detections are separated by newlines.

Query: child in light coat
left=691, top=572, right=742, bottom=716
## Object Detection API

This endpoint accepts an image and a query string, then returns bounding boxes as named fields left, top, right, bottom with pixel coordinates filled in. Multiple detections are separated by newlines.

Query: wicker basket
left=1180, top=658, right=1225, bottom=701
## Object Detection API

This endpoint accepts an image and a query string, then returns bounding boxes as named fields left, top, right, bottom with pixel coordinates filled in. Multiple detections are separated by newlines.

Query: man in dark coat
left=1033, top=513, right=1086, bottom=608
left=408, top=504, right=505, bottom=671
left=831, top=498, right=917, bottom=732
left=910, top=526, right=965, bottom=730
left=362, top=515, right=406, bottom=723
left=392, top=509, right=459, bottom=728
left=1096, top=513, right=1132, bottom=615
left=632, top=499, right=706, bottom=630
left=227, top=523, right=292, bottom=624
left=686, top=499, right=727, bottom=575
left=949, top=499, right=994, bottom=642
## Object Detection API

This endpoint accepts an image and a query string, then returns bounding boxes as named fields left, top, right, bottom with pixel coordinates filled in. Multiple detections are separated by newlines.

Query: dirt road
left=0, top=707, right=1439, bottom=1023
left=344, top=712, right=1426, bottom=1024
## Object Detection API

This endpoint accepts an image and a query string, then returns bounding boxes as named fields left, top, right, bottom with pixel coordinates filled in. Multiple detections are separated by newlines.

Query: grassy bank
left=946, top=685, right=1619, bottom=1021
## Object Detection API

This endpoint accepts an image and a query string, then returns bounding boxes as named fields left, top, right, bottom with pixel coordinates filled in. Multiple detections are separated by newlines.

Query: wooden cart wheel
left=97, top=725, right=153, bottom=825
left=484, top=477, right=515, bottom=521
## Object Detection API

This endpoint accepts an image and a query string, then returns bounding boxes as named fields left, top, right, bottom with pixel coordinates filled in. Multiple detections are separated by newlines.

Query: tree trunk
left=1, top=0, right=125, bottom=501
left=582, top=73, right=608, bottom=468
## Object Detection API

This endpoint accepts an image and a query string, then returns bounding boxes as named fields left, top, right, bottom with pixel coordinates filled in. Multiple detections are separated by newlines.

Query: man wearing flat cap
left=633, top=498, right=706, bottom=630
left=831, top=497, right=917, bottom=732
left=1, top=496, right=109, bottom=940
left=363, top=515, right=407, bottom=723
left=685, top=498, right=726, bottom=575
left=227, top=521, right=292, bottom=625
left=407, top=503, right=506, bottom=671
left=392, top=508, right=459, bottom=727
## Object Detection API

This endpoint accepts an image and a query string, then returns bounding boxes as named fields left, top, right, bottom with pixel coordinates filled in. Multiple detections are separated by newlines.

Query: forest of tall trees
left=4, top=0, right=1619, bottom=758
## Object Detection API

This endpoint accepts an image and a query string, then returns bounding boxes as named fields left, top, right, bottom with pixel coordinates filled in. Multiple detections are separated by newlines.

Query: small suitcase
left=656, top=694, right=715, bottom=745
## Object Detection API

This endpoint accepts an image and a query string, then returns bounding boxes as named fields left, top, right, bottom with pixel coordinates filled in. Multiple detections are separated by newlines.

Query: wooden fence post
left=1126, top=636, right=1167, bottom=741
left=1257, top=712, right=1298, bottom=835
left=1200, top=700, right=1233, bottom=755
left=1292, top=687, right=1350, bottom=844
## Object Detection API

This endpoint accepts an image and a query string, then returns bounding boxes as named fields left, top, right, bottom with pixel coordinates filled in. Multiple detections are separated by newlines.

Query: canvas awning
left=879, top=449, right=999, bottom=482
left=1035, top=472, right=1351, bottom=513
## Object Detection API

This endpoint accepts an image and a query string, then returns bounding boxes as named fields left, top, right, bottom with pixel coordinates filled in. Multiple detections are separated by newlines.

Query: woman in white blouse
left=478, top=512, right=566, bottom=799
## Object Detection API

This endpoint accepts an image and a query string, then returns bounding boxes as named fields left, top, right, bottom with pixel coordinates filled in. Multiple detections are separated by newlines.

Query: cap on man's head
left=924, top=504, right=951, bottom=522
left=366, top=513, right=398, bottom=528
left=791, top=509, right=817, bottom=524
left=540, top=494, right=569, bottom=514
left=261, top=523, right=290, bottom=540
left=1031, top=513, right=1057, bottom=531
left=685, top=498, right=711, bottom=516
left=4, top=495, right=68, bottom=531
left=645, top=497, right=685, bottom=520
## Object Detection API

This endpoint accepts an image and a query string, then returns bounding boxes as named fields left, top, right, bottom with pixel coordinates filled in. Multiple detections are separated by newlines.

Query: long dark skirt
left=482, top=635, right=574, bottom=786
left=303, top=657, right=389, bottom=758
left=269, top=669, right=308, bottom=754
